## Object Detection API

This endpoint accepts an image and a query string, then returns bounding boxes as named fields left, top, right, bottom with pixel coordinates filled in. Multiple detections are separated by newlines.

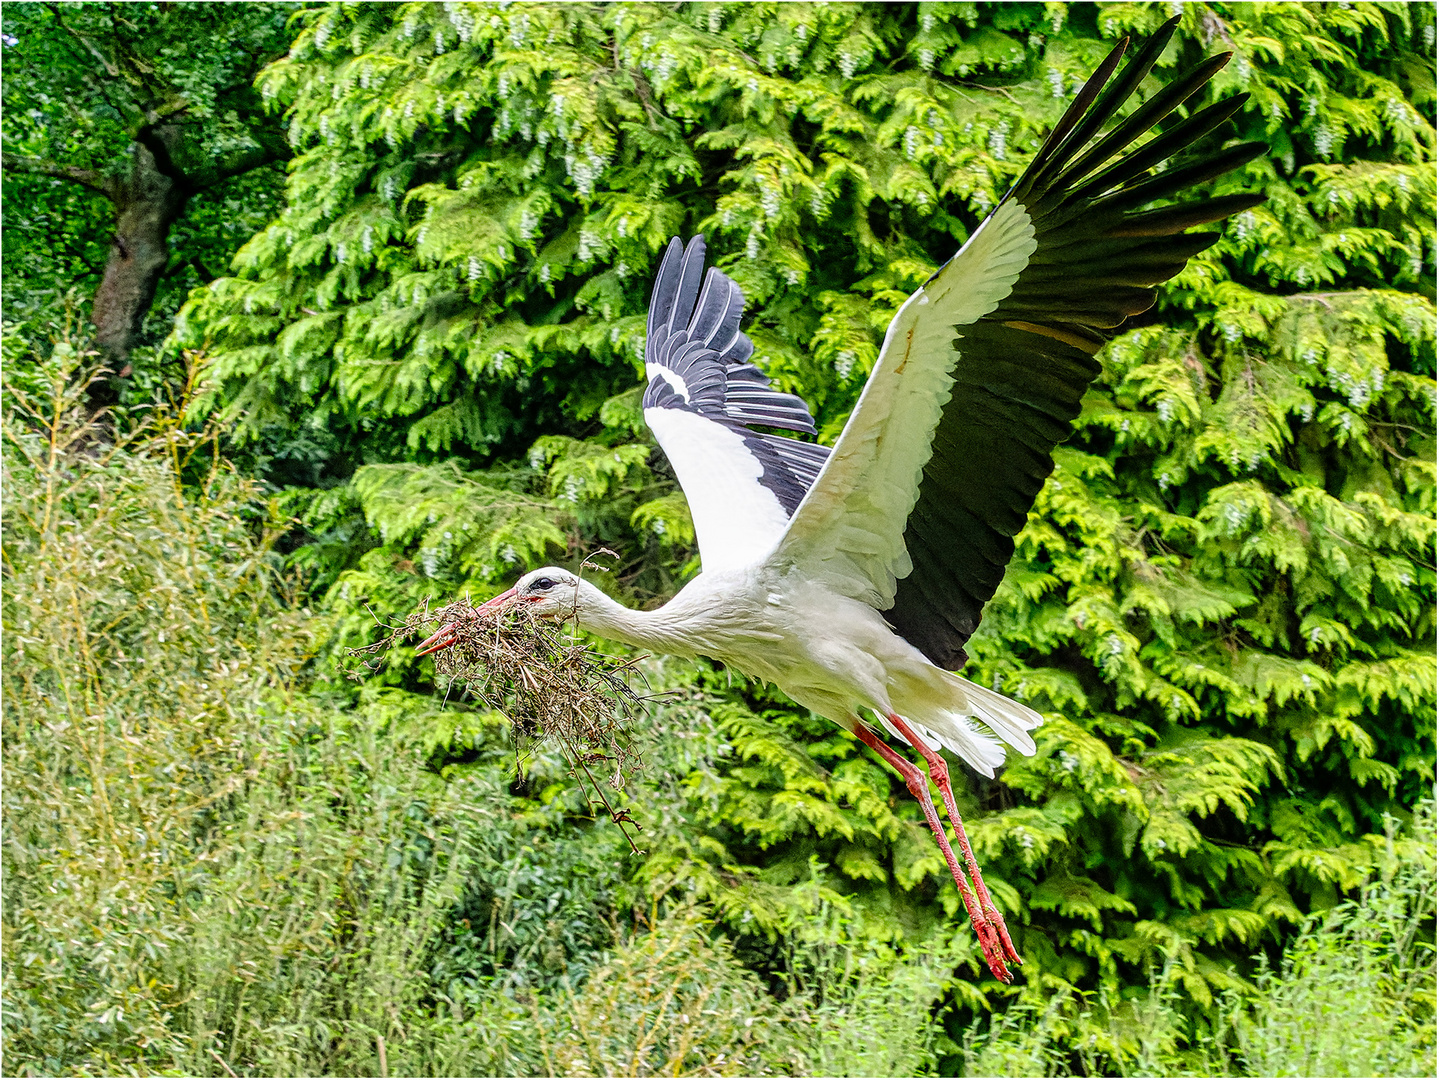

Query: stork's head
left=414, top=567, right=581, bottom=656
left=505, top=566, right=581, bottom=618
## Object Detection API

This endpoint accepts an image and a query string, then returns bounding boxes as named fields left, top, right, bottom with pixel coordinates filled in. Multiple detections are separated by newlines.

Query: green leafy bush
left=166, top=0, right=1438, bottom=1040
left=954, top=802, right=1436, bottom=1077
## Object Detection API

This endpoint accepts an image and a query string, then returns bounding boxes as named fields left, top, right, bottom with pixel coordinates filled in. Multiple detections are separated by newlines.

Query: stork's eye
left=533, top=577, right=555, bottom=591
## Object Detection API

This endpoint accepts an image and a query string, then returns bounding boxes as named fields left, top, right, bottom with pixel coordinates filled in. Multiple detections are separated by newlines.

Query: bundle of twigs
left=345, top=586, right=653, bottom=851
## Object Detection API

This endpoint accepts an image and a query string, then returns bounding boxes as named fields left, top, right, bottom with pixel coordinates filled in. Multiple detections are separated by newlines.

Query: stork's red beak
left=414, top=586, right=518, bottom=656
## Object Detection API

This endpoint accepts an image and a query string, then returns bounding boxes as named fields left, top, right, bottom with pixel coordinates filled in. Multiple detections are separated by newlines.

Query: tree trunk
left=91, top=132, right=189, bottom=369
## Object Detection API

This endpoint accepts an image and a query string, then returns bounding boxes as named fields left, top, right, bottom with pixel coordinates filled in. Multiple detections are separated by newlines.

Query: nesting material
left=346, top=592, right=651, bottom=851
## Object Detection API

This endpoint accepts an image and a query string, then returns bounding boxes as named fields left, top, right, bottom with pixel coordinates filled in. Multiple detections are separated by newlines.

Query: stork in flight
left=419, top=19, right=1264, bottom=982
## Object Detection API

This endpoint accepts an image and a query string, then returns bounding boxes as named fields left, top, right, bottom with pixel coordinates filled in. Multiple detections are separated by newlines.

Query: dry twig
left=345, top=574, right=656, bottom=852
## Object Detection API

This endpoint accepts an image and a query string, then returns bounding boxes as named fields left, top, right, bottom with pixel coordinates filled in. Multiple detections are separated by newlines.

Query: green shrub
left=951, top=802, right=1436, bottom=1078
left=170, top=4, right=1437, bottom=1028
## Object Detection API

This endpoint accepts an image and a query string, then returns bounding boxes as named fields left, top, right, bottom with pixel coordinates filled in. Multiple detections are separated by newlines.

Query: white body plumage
left=502, top=566, right=1039, bottom=779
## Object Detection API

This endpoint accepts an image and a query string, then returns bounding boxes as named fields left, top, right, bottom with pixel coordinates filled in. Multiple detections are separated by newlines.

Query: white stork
left=419, top=18, right=1265, bottom=982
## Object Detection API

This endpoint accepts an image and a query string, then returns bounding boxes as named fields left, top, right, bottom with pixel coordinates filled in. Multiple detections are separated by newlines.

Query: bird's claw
left=973, top=918, right=1013, bottom=983
left=983, top=902, right=1023, bottom=967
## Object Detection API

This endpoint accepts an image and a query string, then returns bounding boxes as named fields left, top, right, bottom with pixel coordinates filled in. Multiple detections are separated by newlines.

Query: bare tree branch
left=46, top=2, right=120, bottom=77
left=1, top=153, right=114, bottom=198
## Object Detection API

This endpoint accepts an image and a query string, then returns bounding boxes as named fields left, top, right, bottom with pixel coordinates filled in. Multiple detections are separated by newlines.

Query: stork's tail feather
left=886, top=671, right=1043, bottom=777
left=944, top=673, right=1042, bottom=756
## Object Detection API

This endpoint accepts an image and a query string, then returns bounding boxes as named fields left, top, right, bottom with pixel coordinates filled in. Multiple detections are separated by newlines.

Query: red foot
left=854, top=719, right=1018, bottom=983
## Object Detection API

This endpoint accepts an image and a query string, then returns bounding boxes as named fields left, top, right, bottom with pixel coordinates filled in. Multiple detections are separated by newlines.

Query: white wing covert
left=642, top=236, right=830, bottom=574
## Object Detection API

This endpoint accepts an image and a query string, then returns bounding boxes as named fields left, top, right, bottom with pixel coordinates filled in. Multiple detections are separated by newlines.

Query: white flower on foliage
left=904, top=126, right=920, bottom=159
left=760, top=183, right=781, bottom=219
left=577, top=227, right=598, bottom=262
left=500, top=544, right=519, bottom=564
left=467, top=256, right=481, bottom=282
left=988, top=121, right=1009, bottom=160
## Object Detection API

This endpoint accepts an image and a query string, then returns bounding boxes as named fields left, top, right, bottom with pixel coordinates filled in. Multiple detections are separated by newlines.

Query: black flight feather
left=643, top=236, right=829, bottom=513
left=883, top=25, right=1266, bottom=669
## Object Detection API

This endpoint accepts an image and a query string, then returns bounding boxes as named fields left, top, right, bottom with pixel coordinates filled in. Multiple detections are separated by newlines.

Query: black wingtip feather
left=642, top=235, right=830, bottom=506
left=886, top=22, right=1264, bottom=669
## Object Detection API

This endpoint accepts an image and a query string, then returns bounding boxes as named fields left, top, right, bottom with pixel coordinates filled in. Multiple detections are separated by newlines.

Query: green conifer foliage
left=176, top=0, right=1436, bottom=1018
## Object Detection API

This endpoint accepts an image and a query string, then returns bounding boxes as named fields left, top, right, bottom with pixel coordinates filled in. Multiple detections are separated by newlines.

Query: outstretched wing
left=771, top=17, right=1266, bottom=668
left=642, top=236, right=830, bottom=573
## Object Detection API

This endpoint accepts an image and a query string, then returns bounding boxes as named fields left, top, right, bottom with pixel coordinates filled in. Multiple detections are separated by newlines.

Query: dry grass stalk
left=346, top=576, right=654, bottom=852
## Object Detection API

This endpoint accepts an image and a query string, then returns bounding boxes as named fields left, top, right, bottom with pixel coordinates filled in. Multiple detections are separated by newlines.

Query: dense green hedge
left=165, top=0, right=1436, bottom=1044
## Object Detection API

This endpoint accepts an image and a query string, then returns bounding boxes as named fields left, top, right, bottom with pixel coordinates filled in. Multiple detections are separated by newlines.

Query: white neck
left=571, top=579, right=692, bottom=655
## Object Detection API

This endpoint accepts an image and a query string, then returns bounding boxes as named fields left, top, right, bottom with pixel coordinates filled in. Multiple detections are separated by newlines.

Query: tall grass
left=954, top=804, right=1436, bottom=1078
left=1, top=345, right=475, bottom=1075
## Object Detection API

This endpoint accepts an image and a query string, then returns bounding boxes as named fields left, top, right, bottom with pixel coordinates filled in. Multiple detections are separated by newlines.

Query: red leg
left=852, top=720, right=1013, bottom=983
left=884, top=712, right=1022, bottom=969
